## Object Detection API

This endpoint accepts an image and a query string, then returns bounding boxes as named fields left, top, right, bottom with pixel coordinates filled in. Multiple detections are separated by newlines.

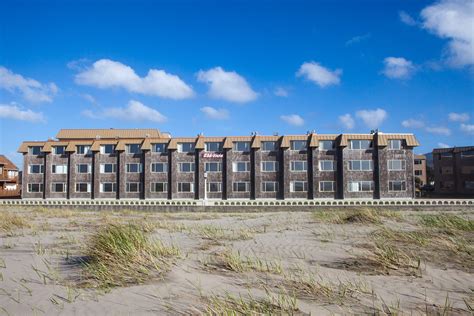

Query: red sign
left=201, top=152, right=224, bottom=158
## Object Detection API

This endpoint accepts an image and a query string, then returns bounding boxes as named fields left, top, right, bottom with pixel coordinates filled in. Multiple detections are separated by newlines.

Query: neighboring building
left=0, top=155, right=20, bottom=198
left=414, top=154, right=427, bottom=186
left=433, top=146, right=474, bottom=197
left=18, top=129, right=419, bottom=200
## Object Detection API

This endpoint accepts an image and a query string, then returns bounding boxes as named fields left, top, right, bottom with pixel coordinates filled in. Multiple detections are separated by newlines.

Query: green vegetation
left=419, top=214, right=474, bottom=232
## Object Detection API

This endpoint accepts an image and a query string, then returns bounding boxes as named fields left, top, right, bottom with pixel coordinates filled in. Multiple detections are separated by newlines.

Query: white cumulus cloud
left=200, top=106, right=229, bottom=120
left=75, top=59, right=194, bottom=100
left=402, top=118, right=425, bottom=128
left=355, top=108, right=388, bottom=129
left=274, top=87, right=289, bottom=97
left=399, top=11, right=417, bottom=26
left=382, top=57, right=416, bottom=79
left=426, top=126, right=451, bottom=136
left=339, top=114, right=355, bottom=129
left=448, top=112, right=470, bottom=122
left=421, top=0, right=474, bottom=67
left=296, top=61, right=342, bottom=87
left=0, top=66, right=58, bottom=103
left=0, top=104, right=45, bottom=122
left=280, top=114, right=304, bottom=126
left=197, top=67, right=258, bottom=103
left=460, top=123, right=474, bottom=135
left=82, top=100, right=167, bottom=123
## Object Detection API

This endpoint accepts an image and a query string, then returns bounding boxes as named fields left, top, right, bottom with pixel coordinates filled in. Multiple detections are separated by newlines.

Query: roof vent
left=96, top=135, right=101, bottom=140
left=145, top=133, right=150, bottom=138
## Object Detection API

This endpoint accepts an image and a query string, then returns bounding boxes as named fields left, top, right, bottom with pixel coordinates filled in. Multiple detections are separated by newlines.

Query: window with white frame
left=207, top=182, right=222, bottom=192
left=76, top=145, right=91, bottom=155
left=126, top=182, right=141, bottom=193
left=415, top=170, right=423, bottom=176
left=233, top=182, right=250, bottom=192
left=319, top=160, right=334, bottom=171
left=28, top=164, right=44, bottom=174
left=349, top=140, right=372, bottom=150
left=29, top=146, right=42, bottom=155
left=51, top=182, right=66, bottom=193
left=261, top=141, right=277, bottom=151
left=290, top=140, right=307, bottom=151
left=319, top=181, right=335, bottom=192
left=53, top=146, right=66, bottom=155
left=151, top=162, right=167, bottom=173
left=348, top=160, right=373, bottom=171
left=100, top=144, right=116, bottom=154
left=349, top=181, right=373, bottom=192
left=126, top=144, right=141, bottom=154
left=388, top=139, right=402, bottom=150
left=152, top=143, right=167, bottom=153
left=178, top=142, right=195, bottom=153
left=100, top=182, right=116, bottom=193
left=178, top=182, right=194, bottom=192
left=76, top=164, right=91, bottom=174
left=290, top=181, right=307, bottom=192
left=75, top=182, right=91, bottom=193
left=178, top=162, right=195, bottom=173
left=126, top=163, right=142, bottom=173
left=205, top=162, right=222, bottom=172
left=232, top=161, right=250, bottom=172
left=52, top=164, right=68, bottom=174
left=100, top=163, right=116, bottom=173
left=27, top=183, right=43, bottom=193
left=388, top=160, right=406, bottom=171
left=290, top=160, right=307, bottom=172
left=262, top=181, right=278, bottom=192
left=389, top=181, right=406, bottom=191
left=233, top=141, right=250, bottom=152
left=319, top=140, right=334, bottom=150
left=205, top=142, right=223, bottom=152
left=261, top=161, right=278, bottom=172
left=151, top=182, right=168, bottom=193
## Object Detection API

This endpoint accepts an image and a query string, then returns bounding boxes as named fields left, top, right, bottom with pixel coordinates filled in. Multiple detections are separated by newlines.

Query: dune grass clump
left=312, top=208, right=382, bottom=225
left=82, top=223, right=179, bottom=288
left=0, top=211, right=31, bottom=232
left=419, top=214, right=474, bottom=232
left=202, top=250, right=283, bottom=275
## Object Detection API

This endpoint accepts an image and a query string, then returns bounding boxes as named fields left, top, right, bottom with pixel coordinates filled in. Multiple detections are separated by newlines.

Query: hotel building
left=18, top=129, right=419, bottom=200
left=433, top=146, right=474, bottom=196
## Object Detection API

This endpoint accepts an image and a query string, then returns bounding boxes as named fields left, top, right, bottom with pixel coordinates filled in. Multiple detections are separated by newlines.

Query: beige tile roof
left=42, top=141, right=70, bottom=153
left=115, top=139, right=145, bottom=151
left=280, top=135, right=310, bottom=148
left=168, top=138, right=198, bottom=150
left=415, top=154, right=426, bottom=160
left=17, top=141, right=46, bottom=153
left=195, top=136, right=226, bottom=150
left=251, top=136, right=280, bottom=149
left=90, top=140, right=119, bottom=152
left=141, top=138, right=171, bottom=151
left=65, top=140, right=94, bottom=152
left=56, top=129, right=161, bottom=140
left=339, top=134, right=375, bottom=147
left=223, top=136, right=253, bottom=149
left=0, top=155, right=18, bottom=170
left=377, top=133, right=420, bottom=147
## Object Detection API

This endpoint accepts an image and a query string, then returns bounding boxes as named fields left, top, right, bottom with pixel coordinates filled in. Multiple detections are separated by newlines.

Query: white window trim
left=388, top=140, right=402, bottom=150
left=205, top=162, right=222, bottom=172
left=319, top=140, right=335, bottom=151
left=348, top=181, right=374, bottom=192
left=100, top=145, right=116, bottom=154
left=232, top=181, right=250, bottom=193
left=207, top=182, right=223, bottom=193
left=51, top=164, right=68, bottom=174
left=27, top=183, right=43, bottom=193
left=177, top=143, right=195, bottom=153
left=205, top=142, right=223, bottom=152
left=388, top=160, right=406, bottom=171
left=349, top=140, right=372, bottom=150
left=261, top=141, right=277, bottom=152
left=178, top=162, right=195, bottom=173
left=126, top=182, right=142, bottom=193
left=290, top=160, right=308, bottom=172
left=319, top=160, right=335, bottom=171
left=232, top=161, right=250, bottom=172
left=233, top=142, right=250, bottom=152
left=177, top=182, right=194, bottom=193
left=261, top=161, right=279, bottom=172
left=51, top=182, right=67, bottom=193
left=290, top=140, right=307, bottom=151
left=100, top=163, right=117, bottom=174
left=152, top=143, right=168, bottom=154
left=319, top=181, right=335, bottom=192
left=151, top=182, right=168, bottom=193
left=126, top=144, right=142, bottom=155
left=28, top=164, right=44, bottom=174
left=348, top=160, right=373, bottom=171
left=126, top=163, right=143, bottom=173
left=151, top=162, right=168, bottom=173
left=76, top=164, right=92, bottom=174
left=75, top=182, right=91, bottom=193
left=388, top=180, right=407, bottom=192
left=290, top=181, right=308, bottom=192
left=100, top=182, right=117, bottom=193
left=261, top=181, right=279, bottom=192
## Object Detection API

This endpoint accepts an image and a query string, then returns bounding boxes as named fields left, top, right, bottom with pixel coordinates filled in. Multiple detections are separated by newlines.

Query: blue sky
left=1, top=0, right=473, bottom=169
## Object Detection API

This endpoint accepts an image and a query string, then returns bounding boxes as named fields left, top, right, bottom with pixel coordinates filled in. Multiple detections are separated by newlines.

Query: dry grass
left=419, top=214, right=474, bottom=232
left=195, top=225, right=255, bottom=241
left=202, top=250, right=283, bottom=275
left=0, top=211, right=31, bottom=232
left=312, top=208, right=382, bottom=224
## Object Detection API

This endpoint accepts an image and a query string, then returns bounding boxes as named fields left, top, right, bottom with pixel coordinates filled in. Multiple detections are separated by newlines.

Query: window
left=205, top=162, right=222, bottom=172
left=262, top=181, right=278, bottom=192
left=76, top=164, right=91, bottom=174
left=461, top=150, right=474, bottom=158
left=415, top=170, right=423, bottom=176
left=126, top=163, right=142, bottom=173
left=290, top=140, right=307, bottom=151
left=389, top=181, right=406, bottom=191
left=349, top=140, right=372, bottom=150
left=178, top=143, right=195, bottom=153
left=100, top=182, right=116, bottom=193
left=233, top=141, right=250, bottom=152
left=205, top=142, right=223, bottom=152
left=348, top=160, right=373, bottom=171
left=151, top=182, right=168, bottom=193
left=178, top=162, right=195, bottom=173
left=76, top=145, right=91, bottom=155
left=319, top=181, right=335, bottom=192
left=290, top=161, right=307, bottom=172
left=290, top=181, right=307, bottom=192
left=28, top=164, right=44, bottom=174
left=126, top=182, right=141, bottom=193
left=232, top=161, right=250, bottom=172
left=233, top=182, right=250, bottom=192
left=75, top=183, right=91, bottom=193
left=53, top=146, right=66, bottom=155
left=319, top=140, right=334, bottom=150
left=388, top=160, right=406, bottom=171
left=100, top=163, right=116, bottom=173
left=388, top=140, right=402, bottom=150
left=465, top=181, right=474, bottom=190
left=319, top=160, right=334, bottom=171
left=151, top=162, right=167, bottom=173
left=414, top=159, right=423, bottom=165
left=27, top=183, right=43, bottom=193
left=261, top=161, right=278, bottom=172
left=126, top=144, right=141, bottom=154
left=207, top=182, right=222, bottom=192
left=178, top=182, right=194, bottom=192
left=51, top=183, right=66, bottom=193
left=152, top=143, right=167, bottom=153
left=52, top=164, right=68, bottom=174
left=29, top=146, right=42, bottom=155
left=440, top=152, right=452, bottom=159
left=100, top=144, right=116, bottom=154
left=349, top=181, right=373, bottom=192
left=261, top=141, right=277, bottom=152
